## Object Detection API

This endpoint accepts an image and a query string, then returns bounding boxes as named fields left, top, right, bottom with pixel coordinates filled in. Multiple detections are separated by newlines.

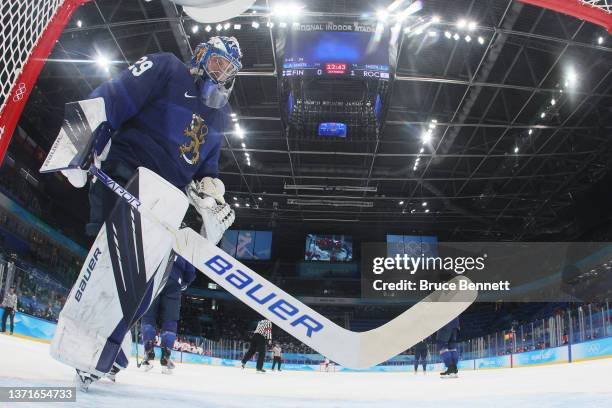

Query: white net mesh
left=0, top=0, right=66, bottom=114
left=579, top=1, right=612, bottom=14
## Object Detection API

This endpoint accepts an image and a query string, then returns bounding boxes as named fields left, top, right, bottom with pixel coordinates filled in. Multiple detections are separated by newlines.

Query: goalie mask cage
left=0, top=0, right=89, bottom=165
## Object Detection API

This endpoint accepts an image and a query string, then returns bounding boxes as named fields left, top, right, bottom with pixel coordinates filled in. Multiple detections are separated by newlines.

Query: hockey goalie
left=40, top=36, right=243, bottom=390
left=41, top=31, right=478, bottom=387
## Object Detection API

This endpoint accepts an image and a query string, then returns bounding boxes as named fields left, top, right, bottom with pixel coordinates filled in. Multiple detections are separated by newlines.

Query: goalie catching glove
left=186, top=177, right=234, bottom=245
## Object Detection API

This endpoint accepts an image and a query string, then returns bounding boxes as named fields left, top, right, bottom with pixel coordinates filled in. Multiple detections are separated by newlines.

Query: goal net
left=0, top=0, right=89, bottom=164
left=517, top=0, right=612, bottom=32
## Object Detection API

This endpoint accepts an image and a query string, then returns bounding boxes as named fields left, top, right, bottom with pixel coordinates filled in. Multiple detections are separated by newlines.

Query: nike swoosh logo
left=184, top=92, right=198, bottom=98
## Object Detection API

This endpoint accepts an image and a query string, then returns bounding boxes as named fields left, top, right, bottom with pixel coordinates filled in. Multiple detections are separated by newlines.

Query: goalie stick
left=84, top=165, right=478, bottom=369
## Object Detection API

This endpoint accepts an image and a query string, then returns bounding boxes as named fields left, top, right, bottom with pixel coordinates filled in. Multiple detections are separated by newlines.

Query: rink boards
left=3, top=307, right=612, bottom=372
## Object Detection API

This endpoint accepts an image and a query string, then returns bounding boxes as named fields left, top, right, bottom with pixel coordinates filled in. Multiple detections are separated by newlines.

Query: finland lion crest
left=180, top=114, right=208, bottom=165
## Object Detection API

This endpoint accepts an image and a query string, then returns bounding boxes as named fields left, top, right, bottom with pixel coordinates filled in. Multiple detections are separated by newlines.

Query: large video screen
left=283, top=30, right=390, bottom=78
left=305, top=234, right=353, bottom=262
left=220, top=230, right=272, bottom=260
left=387, top=235, right=438, bottom=258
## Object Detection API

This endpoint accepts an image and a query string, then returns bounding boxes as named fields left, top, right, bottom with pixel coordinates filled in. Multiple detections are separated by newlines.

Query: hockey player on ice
left=45, top=36, right=243, bottom=391
left=412, top=338, right=428, bottom=374
left=241, top=319, right=272, bottom=373
left=139, top=255, right=196, bottom=375
left=437, top=317, right=460, bottom=378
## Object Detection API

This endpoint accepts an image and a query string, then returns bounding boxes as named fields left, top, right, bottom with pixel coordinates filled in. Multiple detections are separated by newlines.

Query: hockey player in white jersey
left=41, top=36, right=243, bottom=391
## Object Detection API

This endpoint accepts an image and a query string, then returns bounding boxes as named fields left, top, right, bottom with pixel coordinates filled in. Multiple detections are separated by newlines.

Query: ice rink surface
left=0, top=334, right=611, bottom=408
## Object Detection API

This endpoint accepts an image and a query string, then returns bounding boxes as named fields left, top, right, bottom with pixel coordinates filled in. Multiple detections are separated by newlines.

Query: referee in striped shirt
left=241, top=319, right=272, bottom=372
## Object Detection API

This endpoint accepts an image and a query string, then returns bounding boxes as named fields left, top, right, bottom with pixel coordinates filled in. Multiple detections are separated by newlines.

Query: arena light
left=251, top=21, right=260, bottom=29
left=233, top=196, right=237, bottom=201
left=514, top=146, right=519, bottom=154
left=216, top=23, right=222, bottom=31
left=540, top=112, right=546, bottom=118
left=419, top=147, right=424, bottom=153
left=376, top=9, right=389, bottom=21
left=235, top=124, right=245, bottom=139
left=422, top=201, right=428, bottom=207
left=205, top=25, right=212, bottom=32
left=425, top=208, right=430, bottom=213
left=223, top=22, right=231, bottom=30
left=234, top=203, right=240, bottom=208
left=431, top=15, right=440, bottom=23
left=456, top=19, right=467, bottom=29
left=598, top=36, right=604, bottom=45
left=399, top=200, right=405, bottom=205
left=551, top=98, right=556, bottom=106
left=444, top=31, right=451, bottom=38
left=76, top=20, right=82, bottom=28
left=272, top=3, right=304, bottom=17
left=465, top=35, right=471, bottom=42
left=95, top=54, right=110, bottom=71
left=528, top=129, right=533, bottom=135
left=467, top=21, right=477, bottom=30
left=191, top=25, right=199, bottom=34
left=478, top=36, right=484, bottom=44
left=566, top=68, right=578, bottom=86
left=421, top=130, right=432, bottom=144
left=258, top=196, right=263, bottom=201
left=453, top=33, right=460, bottom=40
left=241, top=142, right=246, bottom=148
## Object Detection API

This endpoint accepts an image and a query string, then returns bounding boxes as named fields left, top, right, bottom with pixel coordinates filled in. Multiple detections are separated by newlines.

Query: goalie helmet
left=190, top=36, right=242, bottom=84
left=190, top=36, right=242, bottom=109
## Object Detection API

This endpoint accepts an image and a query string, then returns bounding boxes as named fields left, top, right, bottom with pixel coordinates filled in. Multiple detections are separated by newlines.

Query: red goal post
left=0, top=0, right=90, bottom=165
left=517, top=0, right=612, bottom=32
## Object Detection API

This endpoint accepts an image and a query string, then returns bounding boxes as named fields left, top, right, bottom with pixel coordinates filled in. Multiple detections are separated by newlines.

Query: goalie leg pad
left=50, top=168, right=188, bottom=376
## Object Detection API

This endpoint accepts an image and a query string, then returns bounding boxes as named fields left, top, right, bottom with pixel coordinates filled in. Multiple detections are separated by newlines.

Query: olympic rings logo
left=12, top=82, right=27, bottom=102
left=586, top=344, right=600, bottom=354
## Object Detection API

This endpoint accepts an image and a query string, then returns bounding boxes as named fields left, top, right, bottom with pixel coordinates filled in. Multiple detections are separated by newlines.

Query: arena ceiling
left=19, top=0, right=612, bottom=240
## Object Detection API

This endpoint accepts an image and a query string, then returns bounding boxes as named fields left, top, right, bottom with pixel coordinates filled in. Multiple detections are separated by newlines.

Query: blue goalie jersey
left=89, top=52, right=231, bottom=189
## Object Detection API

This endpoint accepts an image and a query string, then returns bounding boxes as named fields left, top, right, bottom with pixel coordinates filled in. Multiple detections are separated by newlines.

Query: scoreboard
left=281, top=30, right=391, bottom=80
left=282, top=61, right=390, bottom=79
